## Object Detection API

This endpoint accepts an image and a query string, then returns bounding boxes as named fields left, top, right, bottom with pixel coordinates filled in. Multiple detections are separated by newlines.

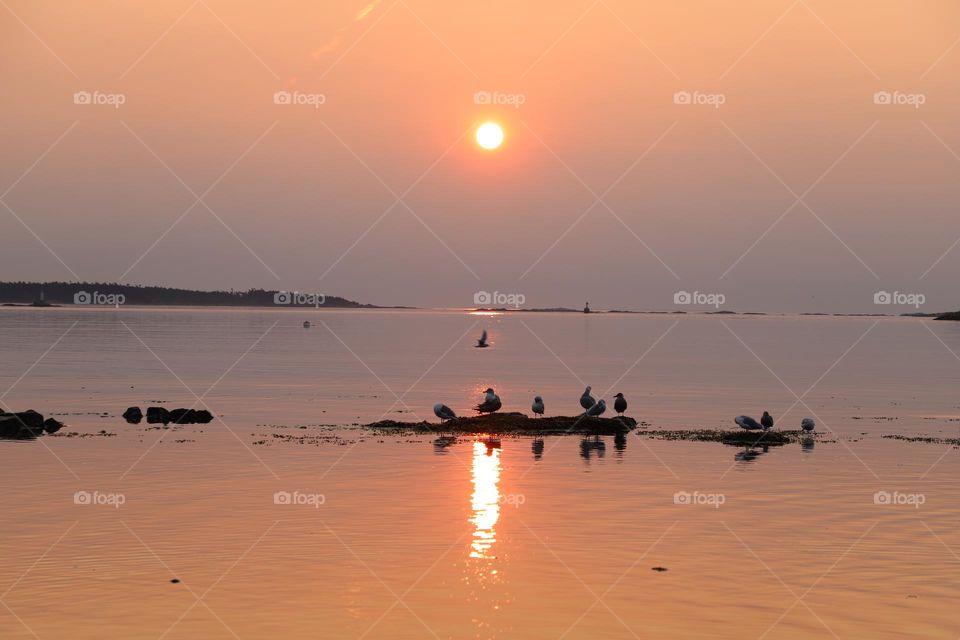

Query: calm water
left=2, top=307, right=960, bottom=639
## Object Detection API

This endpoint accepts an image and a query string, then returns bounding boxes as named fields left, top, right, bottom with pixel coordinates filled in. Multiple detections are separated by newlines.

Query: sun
left=476, top=122, right=504, bottom=150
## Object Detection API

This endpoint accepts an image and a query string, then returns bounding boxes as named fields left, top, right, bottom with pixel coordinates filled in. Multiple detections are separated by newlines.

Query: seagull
left=613, top=393, right=627, bottom=416
left=532, top=396, right=544, bottom=417
left=580, top=386, right=595, bottom=411
left=474, top=388, right=502, bottom=414
left=584, top=399, right=606, bottom=417
left=761, top=411, right=774, bottom=430
left=475, top=329, right=488, bottom=348
left=433, top=403, right=457, bottom=423
left=801, top=417, right=815, bottom=432
left=735, top=415, right=763, bottom=430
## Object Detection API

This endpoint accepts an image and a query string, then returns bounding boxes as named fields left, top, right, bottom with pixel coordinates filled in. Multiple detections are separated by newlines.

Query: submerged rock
left=637, top=429, right=803, bottom=446
left=0, top=410, right=63, bottom=439
left=140, top=406, right=212, bottom=425
left=367, top=411, right=637, bottom=435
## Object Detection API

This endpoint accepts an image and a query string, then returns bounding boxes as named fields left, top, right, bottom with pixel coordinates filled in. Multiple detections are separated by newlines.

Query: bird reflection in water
left=470, top=439, right=501, bottom=559
left=735, top=444, right=769, bottom=463
left=614, top=431, right=627, bottom=458
left=433, top=435, right=457, bottom=453
left=531, top=437, right=544, bottom=460
left=580, top=435, right=606, bottom=461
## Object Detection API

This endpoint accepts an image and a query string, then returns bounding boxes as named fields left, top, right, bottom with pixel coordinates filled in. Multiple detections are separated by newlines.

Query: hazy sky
left=2, top=1, right=959, bottom=312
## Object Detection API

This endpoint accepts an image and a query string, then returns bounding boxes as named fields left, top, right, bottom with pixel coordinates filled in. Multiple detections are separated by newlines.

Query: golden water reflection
left=469, top=440, right=501, bottom=559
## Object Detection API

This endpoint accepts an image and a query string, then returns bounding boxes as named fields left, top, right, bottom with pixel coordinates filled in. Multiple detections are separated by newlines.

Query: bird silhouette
left=580, top=386, right=595, bottom=411
left=613, top=393, right=627, bottom=416
left=475, top=329, right=489, bottom=348
left=474, top=388, right=502, bottom=414
left=761, top=411, right=774, bottom=430
left=433, top=403, right=457, bottom=423
left=532, top=396, right=544, bottom=417
left=584, top=399, right=606, bottom=417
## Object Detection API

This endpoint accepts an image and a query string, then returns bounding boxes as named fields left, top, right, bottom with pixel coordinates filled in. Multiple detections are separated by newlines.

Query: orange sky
left=2, top=0, right=959, bottom=311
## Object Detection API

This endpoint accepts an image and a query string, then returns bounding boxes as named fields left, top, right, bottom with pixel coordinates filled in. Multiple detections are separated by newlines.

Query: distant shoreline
left=1, top=282, right=957, bottom=318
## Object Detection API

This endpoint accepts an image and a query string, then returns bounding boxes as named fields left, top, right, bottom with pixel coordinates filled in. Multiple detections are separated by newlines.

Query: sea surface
left=2, top=307, right=960, bottom=639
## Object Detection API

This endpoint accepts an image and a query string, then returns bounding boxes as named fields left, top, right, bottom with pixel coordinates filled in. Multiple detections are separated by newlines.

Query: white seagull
left=475, top=329, right=489, bottom=348
left=584, top=399, right=606, bottom=417
left=613, top=393, right=627, bottom=416
left=433, top=403, right=457, bottom=423
left=735, top=415, right=764, bottom=431
left=801, top=417, right=815, bottom=432
left=475, top=388, right=502, bottom=414
left=532, top=396, right=544, bottom=418
left=580, top=386, right=595, bottom=411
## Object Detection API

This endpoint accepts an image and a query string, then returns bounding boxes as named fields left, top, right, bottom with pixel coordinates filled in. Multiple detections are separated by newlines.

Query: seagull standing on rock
left=613, top=393, right=627, bottom=417
left=475, top=388, right=502, bottom=414
left=761, top=411, right=774, bottom=430
left=801, top=417, right=815, bottom=432
left=433, top=403, right=457, bottom=423
left=584, top=399, right=606, bottom=417
left=580, top=386, right=595, bottom=411
left=532, top=396, right=544, bottom=418
left=735, top=415, right=763, bottom=431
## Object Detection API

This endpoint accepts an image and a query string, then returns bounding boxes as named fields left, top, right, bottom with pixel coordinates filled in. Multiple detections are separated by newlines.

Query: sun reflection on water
left=469, top=440, right=501, bottom=559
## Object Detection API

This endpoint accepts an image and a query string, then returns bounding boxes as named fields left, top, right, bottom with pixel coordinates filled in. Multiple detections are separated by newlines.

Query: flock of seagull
left=434, top=386, right=817, bottom=433
left=433, top=385, right=629, bottom=423
left=432, top=328, right=818, bottom=433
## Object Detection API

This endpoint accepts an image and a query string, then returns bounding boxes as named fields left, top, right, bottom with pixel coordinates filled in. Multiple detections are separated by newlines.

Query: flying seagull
left=474, top=388, right=502, bottom=414
left=761, top=411, right=774, bottom=430
left=532, top=396, right=544, bottom=418
left=475, top=329, right=489, bottom=348
left=580, top=386, right=595, bottom=411
left=735, top=415, right=763, bottom=430
left=801, top=417, right=815, bottom=432
left=613, top=393, right=627, bottom=416
left=584, top=399, right=606, bottom=417
left=433, top=403, right=457, bottom=423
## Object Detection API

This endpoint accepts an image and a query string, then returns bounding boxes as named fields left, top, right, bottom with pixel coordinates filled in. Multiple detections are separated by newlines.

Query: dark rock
left=168, top=408, right=214, bottom=424
left=42, top=418, right=64, bottom=434
left=122, top=406, right=143, bottom=424
left=367, top=412, right=637, bottom=436
left=0, top=415, right=39, bottom=440
left=146, top=407, right=170, bottom=424
left=14, top=410, right=44, bottom=429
